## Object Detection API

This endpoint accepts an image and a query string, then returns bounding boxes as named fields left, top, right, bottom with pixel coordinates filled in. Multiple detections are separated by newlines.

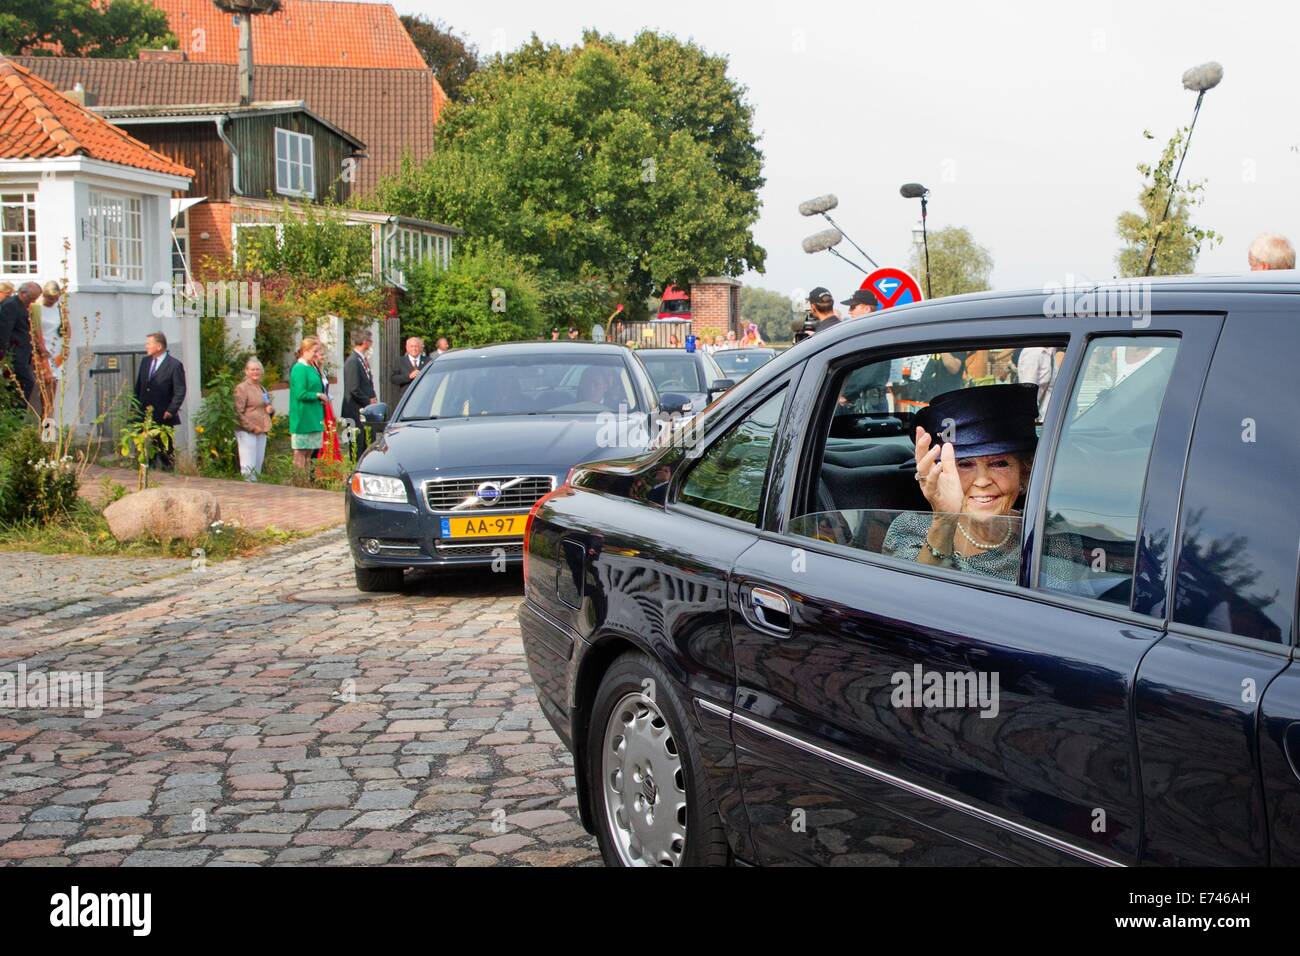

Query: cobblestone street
left=0, top=532, right=598, bottom=867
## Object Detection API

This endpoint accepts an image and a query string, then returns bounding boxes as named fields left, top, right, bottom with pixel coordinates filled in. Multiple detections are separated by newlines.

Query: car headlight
left=350, top=473, right=408, bottom=504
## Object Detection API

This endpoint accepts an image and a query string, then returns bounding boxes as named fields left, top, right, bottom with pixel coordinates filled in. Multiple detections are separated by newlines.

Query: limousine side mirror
left=658, top=393, right=693, bottom=414
left=707, top=379, right=736, bottom=400
left=361, top=403, right=389, bottom=433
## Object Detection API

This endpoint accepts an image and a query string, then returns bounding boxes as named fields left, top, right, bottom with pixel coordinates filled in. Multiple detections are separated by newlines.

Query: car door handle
left=747, top=585, right=792, bottom=636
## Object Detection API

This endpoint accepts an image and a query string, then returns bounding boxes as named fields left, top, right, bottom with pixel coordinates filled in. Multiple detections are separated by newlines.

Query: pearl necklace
left=957, top=517, right=1013, bottom=552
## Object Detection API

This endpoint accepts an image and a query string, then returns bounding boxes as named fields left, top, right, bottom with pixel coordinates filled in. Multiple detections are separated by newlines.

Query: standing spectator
left=740, top=322, right=766, bottom=348
left=567, top=326, right=581, bottom=341
left=840, top=289, right=880, bottom=320
left=434, top=337, right=451, bottom=356
left=0, top=281, right=41, bottom=409
left=342, top=329, right=377, bottom=456
left=550, top=328, right=561, bottom=341
left=1247, top=233, right=1296, bottom=271
left=717, top=330, right=738, bottom=350
left=134, top=331, right=186, bottom=471
left=233, top=357, right=273, bottom=481
left=29, top=281, right=64, bottom=412
left=289, top=337, right=327, bottom=473
left=1016, top=346, right=1059, bottom=419
left=390, top=335, right=428, bottom=400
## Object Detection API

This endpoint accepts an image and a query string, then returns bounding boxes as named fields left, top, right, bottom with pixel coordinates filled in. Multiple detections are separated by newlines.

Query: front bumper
left=345, top=492, right=527, bottom=570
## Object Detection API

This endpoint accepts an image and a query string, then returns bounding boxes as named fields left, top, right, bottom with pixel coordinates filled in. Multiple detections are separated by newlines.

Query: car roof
left=439, top=341, right=632, bottom=359
left=810, top=270, right=1300, bottom=345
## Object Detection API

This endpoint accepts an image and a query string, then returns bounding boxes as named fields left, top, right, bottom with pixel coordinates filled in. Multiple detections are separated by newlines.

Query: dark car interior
left=401, top=355, right=640, bottom=419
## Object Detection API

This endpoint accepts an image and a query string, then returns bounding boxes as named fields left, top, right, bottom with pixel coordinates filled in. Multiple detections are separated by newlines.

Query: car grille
left=424, top=476, right=554, bottom=513
left=434, top=541, right=524, bottom=558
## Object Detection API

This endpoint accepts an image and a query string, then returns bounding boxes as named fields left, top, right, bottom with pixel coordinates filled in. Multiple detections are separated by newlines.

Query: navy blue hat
left=912, top=384, right=1038, bottom=459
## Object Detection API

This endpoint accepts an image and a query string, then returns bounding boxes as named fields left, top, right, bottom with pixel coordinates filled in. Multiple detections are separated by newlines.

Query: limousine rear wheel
left=588, top=653, right=730, bottom=867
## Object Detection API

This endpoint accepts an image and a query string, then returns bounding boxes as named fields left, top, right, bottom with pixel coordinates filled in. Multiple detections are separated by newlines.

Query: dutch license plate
left=440, top=515, right=526, bottom=539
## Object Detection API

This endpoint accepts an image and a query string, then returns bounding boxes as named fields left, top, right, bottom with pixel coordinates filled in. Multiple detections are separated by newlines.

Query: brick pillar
left=688, top=277, right=741, bottom=344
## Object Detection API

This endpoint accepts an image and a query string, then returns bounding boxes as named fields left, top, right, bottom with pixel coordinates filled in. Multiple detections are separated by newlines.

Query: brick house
left=19, top=0, right=445, bottom=196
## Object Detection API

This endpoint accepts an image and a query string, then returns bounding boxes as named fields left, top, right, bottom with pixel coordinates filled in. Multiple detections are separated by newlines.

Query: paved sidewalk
left=0, top=531, right=598, bottom=867
left=81, top=466, right=345, bottom=533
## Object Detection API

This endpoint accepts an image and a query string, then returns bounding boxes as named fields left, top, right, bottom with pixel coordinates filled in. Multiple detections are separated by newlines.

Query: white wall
left=0, top=159, right=194, bottom=451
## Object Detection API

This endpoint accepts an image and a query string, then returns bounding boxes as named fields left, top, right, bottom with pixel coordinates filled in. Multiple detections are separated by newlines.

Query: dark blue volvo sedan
left=519, top=274, right=1300, bottom=866
left=346, top=342, right=682, bottom=592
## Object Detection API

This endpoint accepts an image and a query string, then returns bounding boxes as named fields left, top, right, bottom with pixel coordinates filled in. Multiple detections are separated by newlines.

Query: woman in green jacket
left=289, top=336, right=328, bottom=472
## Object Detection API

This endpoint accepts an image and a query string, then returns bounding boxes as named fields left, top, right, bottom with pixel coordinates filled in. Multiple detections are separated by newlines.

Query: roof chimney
left=236, top=14, right=254, bottom=106
left=139, top=47, right=188, bottom=63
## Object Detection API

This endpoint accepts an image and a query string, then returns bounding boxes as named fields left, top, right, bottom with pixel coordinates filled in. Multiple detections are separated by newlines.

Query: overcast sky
left=395, top=0, right=1300, bottom=300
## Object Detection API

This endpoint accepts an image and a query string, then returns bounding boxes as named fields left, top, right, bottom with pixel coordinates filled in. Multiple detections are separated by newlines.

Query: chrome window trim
left=697, top=698, right=1125, bottom=868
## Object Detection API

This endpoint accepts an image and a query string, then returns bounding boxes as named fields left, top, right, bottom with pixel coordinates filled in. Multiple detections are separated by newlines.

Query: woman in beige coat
left=234, top=357, right=274, bottom=480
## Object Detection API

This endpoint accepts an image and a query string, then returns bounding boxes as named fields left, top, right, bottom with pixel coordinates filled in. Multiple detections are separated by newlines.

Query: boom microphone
left=802, top=229, right=843, bottom=254
left=1182, top=61, right=1224, bottom=93
left=899, top=182, right=929, bottom=199
left=798, top=194, right=839, bottom=217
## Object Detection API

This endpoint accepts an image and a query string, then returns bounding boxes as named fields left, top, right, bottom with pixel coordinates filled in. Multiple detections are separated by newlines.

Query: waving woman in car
left=884, top=384, right=1078, bottom=584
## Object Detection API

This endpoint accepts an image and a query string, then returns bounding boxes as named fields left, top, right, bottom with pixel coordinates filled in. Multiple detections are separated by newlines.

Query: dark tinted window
left=1038, top=337, right=1180, bottom=607
left=1174, top=313, right=1299, bottom=644
left=679, top=390, right=786, bottom=524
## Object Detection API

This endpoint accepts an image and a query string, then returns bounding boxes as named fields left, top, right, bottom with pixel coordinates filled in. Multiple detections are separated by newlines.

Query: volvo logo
left=476, top=482, right=504, bottom=506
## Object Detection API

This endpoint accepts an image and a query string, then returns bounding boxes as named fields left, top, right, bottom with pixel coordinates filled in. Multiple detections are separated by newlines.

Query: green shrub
left=200, top=317, right=253, bottom=389
left=402, top=248, right=545, bottom=348
left=194, top=371, right=242, bottom=478
left=0, top=426, right=80, bottom=525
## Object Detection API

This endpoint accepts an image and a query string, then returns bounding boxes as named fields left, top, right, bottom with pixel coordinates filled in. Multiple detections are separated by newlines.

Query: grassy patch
left=0, top=501, right=304, bottom=560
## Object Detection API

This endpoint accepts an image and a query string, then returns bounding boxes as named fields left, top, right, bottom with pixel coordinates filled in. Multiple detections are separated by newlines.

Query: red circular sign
left=862, top=268, right=923, bottom=309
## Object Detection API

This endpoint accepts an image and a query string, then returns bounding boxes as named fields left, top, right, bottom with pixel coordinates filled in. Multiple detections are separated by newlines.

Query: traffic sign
left=862, top=268, right=923, bottom=310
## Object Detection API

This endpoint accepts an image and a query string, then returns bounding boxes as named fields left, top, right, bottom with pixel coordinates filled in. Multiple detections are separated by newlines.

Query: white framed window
left=1, top=191, right=38, bottom=276
left=171, top=209, right=190, bottom=284
left=275, top=127, right=315, bottom=198
left=88, top=190, right=144, bottom=282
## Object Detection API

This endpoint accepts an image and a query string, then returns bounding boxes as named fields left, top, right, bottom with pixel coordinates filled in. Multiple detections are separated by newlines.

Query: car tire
left=353, top=565, right=403, bottom=592
left=586, top=651, right=731, bottom=867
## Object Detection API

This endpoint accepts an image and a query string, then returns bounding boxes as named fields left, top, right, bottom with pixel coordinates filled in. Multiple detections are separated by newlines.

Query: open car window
left=788, top=338, right=1066, bottom=587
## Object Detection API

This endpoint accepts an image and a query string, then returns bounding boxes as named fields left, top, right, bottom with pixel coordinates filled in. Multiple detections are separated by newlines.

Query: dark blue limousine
left=519, top=273, right=1300, bottom=867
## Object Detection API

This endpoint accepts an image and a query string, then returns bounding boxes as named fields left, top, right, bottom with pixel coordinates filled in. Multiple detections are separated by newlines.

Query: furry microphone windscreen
left=798, top=195, right=839, bottom=217
left=1182, top=61, right=1224, bottom=92
left=900, top=183, right=929, bottom=199
left=802, top=229, right=843, bottom=254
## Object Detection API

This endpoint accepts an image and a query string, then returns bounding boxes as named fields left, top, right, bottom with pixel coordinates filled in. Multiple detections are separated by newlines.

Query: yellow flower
left=195, top=426, right=205, bottom=434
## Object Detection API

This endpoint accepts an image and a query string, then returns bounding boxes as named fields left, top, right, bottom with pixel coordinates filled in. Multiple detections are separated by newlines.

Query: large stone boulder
left=103, top=488, right=222, bottom=544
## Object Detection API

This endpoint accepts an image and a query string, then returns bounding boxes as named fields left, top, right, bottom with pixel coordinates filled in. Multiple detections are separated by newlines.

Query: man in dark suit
left=134, top=331, right=186, bottom=471
left=342, top=328, right=377, bottom=455
left=0, top=282, right=41, bottom=410
left=389, top=335, right=428, bottom=401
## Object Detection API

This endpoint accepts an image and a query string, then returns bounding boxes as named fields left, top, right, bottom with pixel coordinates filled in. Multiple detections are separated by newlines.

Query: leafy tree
left=740, top=286, right=797, bottom=343
left=1115, top=128, right=1221, bottom=277
left=0, top=0, right=176, bottom=58
left=369, top=30, right=766, bottom=307
left=399, top=15, right=480, bottom=101
left=908, top=226, right=993, bottom=300
left=401, top=246, right=545, bottom=349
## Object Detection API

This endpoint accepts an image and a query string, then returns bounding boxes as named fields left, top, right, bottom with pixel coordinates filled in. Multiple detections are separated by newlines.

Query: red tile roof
left=14, top=57, right=432, bottom=194
left=0, top=58, right=192, bottom=177
left=148, top=0, right=429, bottom=71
